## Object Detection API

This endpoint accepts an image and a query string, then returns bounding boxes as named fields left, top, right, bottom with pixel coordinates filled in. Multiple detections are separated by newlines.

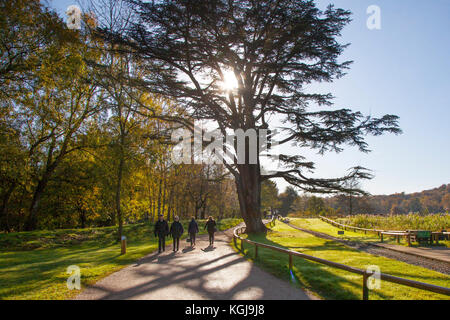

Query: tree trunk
left=162, top=178, right=167, bottom=220
left=25, top=176, right=50, bottom=231
left=349, top=195, right=353, bottom=216
left=116, top=154, right=124, bottom=241
left=157, top=177, right=162, bottom=217
left=79, top=208, right=87, bottom=229
left=166, top=186, right=174, bottom=221
left=0, top=183, right=15, bottom=232
left=236, top=164, right=266, bottom=233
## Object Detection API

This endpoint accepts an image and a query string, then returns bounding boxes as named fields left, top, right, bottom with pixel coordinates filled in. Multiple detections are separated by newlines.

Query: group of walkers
left=153, top=215, right=217, bottom=253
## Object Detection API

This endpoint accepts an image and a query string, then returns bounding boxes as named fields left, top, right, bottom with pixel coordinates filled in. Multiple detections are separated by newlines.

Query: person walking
left=170, top=216, right=184, bottom=252
left=154, top=214, right=169, bottom=253
left=187, top=217, right=199, bottom=247
left=204, top=216, right=217, bottom=246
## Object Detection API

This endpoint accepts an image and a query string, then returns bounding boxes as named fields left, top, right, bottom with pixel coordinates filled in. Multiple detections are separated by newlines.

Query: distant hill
left=326, top=184, right=450, bottom=215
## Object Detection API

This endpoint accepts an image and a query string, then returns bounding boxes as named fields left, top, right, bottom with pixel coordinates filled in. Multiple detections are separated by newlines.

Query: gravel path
left=284, top=222, right=450, bottom=275
left=75, top=226, right=314, bottom=300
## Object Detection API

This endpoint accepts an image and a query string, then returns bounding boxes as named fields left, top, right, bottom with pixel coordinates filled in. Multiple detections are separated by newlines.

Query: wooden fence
left=233, top=216, right=450, bottom=300
left=318, top=216, right=449, bottom=246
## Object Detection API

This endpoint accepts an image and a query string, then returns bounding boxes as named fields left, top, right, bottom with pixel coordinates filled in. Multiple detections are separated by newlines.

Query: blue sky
left=49, top=0, right=450, bottom=195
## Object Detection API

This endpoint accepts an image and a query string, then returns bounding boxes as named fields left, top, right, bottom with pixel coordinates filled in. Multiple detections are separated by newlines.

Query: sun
left=220, top=69, right=238, bottom=91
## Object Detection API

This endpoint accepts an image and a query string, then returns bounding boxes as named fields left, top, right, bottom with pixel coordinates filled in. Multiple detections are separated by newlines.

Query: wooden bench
left=408, top=230, right=432, bottom=245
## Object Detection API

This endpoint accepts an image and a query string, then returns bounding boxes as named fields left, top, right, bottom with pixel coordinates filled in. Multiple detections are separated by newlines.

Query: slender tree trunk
left=194, top=202, right=199, bottom=220
left=200, top=201, right=205, bottom=219
left=79, top=209, right=87, bottom=229
left=116, top=155, right=124, bottom=241
left=166, top=186, right=174, bottom=221
left=157, top=177, right=162, bottom=217
left=0, top=183, right=15, bottom=232
left=349, top=195, right=353, bottom=216
left=166, top=200, right=171, bottom=222
left=201, top=198, right=208, bottom=219
left=235, top=164, right=266, bottom=233
left=151, top=187, right=156, bottom=222
left=162, top=178, right=167, bottom=221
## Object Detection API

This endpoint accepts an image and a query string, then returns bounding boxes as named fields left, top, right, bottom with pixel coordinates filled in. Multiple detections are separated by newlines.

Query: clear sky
left=49, top=0, right=450, bottom=196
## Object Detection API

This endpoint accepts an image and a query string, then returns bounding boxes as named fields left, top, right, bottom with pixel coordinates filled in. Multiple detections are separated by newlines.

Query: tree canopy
left=105, top=0, right=401, bottom=232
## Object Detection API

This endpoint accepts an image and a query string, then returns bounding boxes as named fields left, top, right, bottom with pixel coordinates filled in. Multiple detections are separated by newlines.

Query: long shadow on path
left=75, top=231, right=312, bottom=300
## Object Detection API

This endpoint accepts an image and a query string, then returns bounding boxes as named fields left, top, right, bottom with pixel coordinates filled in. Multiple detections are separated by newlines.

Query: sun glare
left=220, top=69, right=238, bottom=91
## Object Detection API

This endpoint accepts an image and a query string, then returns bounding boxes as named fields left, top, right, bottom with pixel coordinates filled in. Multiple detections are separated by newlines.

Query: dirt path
left=284, top=222, right=450, bottom=275
left=75, top=227, right=314, bottom=300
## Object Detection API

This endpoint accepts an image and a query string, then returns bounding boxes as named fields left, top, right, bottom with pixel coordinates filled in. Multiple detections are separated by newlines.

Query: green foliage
left=278, top=187, right=298, bottom=216
left=261, top=180, right=280, bottom=214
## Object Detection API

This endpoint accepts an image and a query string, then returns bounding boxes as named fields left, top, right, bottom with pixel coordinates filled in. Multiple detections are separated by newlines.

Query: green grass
left=0, top=218, right=242, bottom=300
left=289, top=218, right=379, bottom=241
left=289, top=218, right=450, bottom=248
left=233, top=221, right=450, bottom=300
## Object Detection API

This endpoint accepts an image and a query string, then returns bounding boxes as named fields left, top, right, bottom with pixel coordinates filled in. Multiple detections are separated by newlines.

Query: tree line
left=0, top=0, right=240, bottom=234
left=264, top=184, right=450, bottom=217
left=1, top=0, right=401, bottom=235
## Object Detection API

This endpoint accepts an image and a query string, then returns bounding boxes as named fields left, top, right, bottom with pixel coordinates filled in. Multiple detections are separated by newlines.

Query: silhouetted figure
left=154, top=214, right=169, bottom=253
left=170, top=216, right=184, bottom=251
left=188, top=217, right=199, bottom=246
left=204, top=216, right=217, bottom=246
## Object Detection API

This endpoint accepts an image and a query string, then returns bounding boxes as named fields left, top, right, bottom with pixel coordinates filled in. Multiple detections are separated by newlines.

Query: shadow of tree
left=76, top=232, right=310, bottom=300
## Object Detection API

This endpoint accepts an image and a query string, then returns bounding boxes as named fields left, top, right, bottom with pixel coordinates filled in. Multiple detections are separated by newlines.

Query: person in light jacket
left=170, top=216, right=184, bottom=251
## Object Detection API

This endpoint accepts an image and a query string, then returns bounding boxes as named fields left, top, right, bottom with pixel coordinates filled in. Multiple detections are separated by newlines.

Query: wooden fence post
left=289, top=254, right=293, bottom=271
left=121, top=236, right=127, bottom=255
left=362, top=273, right=369, bottom=300
left=255, top=244, right=258, bottom=259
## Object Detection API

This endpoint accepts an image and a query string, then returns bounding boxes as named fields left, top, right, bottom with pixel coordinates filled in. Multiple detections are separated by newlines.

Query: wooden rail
left=318, top=216, right=450, bottom=246
left=319, top=215, right=385, bottom=234
left=233, top=216, right=450, bottom=300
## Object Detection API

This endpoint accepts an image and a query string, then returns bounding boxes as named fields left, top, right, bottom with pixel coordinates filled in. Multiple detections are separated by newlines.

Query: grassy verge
left=233, top=221, right=450, bottom=300
left=0, top=218, right=242, bottom=300
left=289, top=218, right=450, bottom=248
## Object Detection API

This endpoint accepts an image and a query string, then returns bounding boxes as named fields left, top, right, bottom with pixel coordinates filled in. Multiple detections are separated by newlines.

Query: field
left=289, top=217, right=450, bottom=248
left=234, top=221, right=450, bottom=300
left=338, top=213, right=450, bottom=232
left=0, top=218, right=242, bottom=300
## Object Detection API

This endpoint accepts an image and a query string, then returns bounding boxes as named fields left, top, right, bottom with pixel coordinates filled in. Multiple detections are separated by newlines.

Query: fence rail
left=318, top=216, right=449, bottom=245
left=319, top=215, right=385, bottom=234
left=233, top=216, right=450, bottom=300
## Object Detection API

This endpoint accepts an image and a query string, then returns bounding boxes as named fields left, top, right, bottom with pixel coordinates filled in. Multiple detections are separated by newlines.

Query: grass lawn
left=289, top=218, right=450, bottom=248
left=233, top=221, right=450, bottom=300
left=0, top=218, right=242, bottom=300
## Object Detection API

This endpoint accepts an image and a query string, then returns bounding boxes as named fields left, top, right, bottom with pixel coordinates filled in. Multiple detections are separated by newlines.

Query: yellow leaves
left=83, top=12, right=98, bottom=29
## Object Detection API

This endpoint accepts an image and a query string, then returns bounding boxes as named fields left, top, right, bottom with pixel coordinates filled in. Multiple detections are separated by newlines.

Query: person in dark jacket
left=204, top=216, right=217, bottom=246
left=187, top=217, right=199, bottom=247
left=170, top=216, right=184, bottom=251
left=154, top=214, right=169, bottom=253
